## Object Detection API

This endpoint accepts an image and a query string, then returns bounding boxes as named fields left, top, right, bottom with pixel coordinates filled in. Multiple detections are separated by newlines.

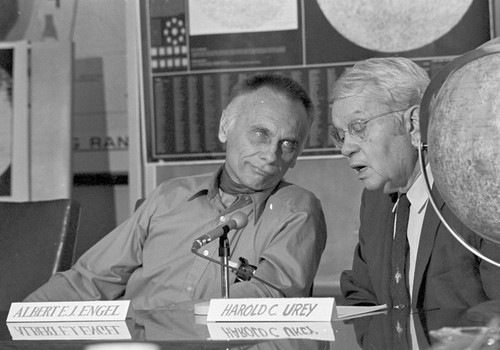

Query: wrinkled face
left=331, top=95, right=419, bottom=193
left=219, top=87, right=309, bottom=191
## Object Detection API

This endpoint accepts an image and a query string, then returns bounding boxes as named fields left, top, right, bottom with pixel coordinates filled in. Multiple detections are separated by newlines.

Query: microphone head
left=229, top=211, right=248, bottom=230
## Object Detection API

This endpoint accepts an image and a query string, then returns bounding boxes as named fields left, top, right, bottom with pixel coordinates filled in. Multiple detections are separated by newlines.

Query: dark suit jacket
left=341, top=187, right=500, bottom=310
left=353, top=308, right=474, bottom=349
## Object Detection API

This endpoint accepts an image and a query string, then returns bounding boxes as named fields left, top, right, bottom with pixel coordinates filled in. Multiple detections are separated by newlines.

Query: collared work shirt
left=25, top=168, right=327, bottom=310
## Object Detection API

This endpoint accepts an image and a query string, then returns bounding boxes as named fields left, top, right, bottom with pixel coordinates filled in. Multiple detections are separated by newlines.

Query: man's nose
left=260, top=143, right=279, bottom=163
left=341, top=134, right=359, bottom=158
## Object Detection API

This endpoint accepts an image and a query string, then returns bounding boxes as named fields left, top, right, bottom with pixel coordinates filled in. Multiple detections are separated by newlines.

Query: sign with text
left=7, top=301, right=133, bottom=323
left=207, top=321, right=335, bottom=341
left=7, top=321, right=132, bottom=340
left=206, top=298, right=337, bottom=322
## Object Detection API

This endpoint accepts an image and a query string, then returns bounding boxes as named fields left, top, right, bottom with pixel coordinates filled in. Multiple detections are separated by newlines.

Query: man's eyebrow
left=341, top=111, right=370, bottom=121
left=251, top=123, right=272, bottom=132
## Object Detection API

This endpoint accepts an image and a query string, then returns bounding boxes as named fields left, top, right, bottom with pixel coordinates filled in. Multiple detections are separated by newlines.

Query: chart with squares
left=150, top=15, right=188, bottom=73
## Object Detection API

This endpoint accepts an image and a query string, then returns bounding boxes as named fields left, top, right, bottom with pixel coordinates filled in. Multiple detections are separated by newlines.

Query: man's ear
left=405, top=105, right=421, bottom=147
left=218, top=109, right=231, bottom=143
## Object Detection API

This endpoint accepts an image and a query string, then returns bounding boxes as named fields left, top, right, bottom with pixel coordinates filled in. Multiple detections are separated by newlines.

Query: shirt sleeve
left=24, top=194, right=155, bottom=302
left=226, top=192, right=327, bottom=298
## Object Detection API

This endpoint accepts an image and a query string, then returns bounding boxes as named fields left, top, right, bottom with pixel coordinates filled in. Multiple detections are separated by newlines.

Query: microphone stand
left=191, top=246, right=286, bottom=298
left=219, top=233, right=230, bottom=298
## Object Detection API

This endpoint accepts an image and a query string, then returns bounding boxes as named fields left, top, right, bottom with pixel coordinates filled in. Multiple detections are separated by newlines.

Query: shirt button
left=219, top=216, right=226, bottom=223
left=203, top=250, right=209, bottom=256
left=186, top=286, right=193, bottom=292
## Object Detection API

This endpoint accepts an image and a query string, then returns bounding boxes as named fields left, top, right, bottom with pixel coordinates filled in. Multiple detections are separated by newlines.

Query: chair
left=0, top=199, right=81, bottom=310
left=134, top=198, right=145, bottom=211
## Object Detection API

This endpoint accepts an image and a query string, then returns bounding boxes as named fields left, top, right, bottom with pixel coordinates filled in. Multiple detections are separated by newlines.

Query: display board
left=140, top=0, right=492, bottom=162
left=0, top=41, right=29, bottom=201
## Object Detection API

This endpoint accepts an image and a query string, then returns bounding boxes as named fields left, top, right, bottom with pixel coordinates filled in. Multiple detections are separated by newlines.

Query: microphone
left=191, top=212, right=248, bottom=251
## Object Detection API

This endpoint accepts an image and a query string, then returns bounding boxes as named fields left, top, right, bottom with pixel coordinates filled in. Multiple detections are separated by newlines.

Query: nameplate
left=207, top=322, right=335, bottom=341
left=7, top=301, right=133, bottom=323
left=206, top=298, right=337, bottom=322
left=7, top=321, right=132, bottom=340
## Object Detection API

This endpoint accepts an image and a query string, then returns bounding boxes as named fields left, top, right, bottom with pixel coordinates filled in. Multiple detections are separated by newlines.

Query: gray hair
left=330, top=57, right=430, bottom=110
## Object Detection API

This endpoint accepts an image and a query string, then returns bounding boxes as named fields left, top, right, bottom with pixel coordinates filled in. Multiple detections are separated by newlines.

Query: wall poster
left=140, top=0, right=492, bottom=162
left=0, top=41, right=29, bottom=200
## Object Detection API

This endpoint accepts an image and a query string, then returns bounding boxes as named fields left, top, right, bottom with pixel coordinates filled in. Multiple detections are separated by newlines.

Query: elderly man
left=25, top=73, right=327, bottom=309
left=330, top=57, right=500, bottom=310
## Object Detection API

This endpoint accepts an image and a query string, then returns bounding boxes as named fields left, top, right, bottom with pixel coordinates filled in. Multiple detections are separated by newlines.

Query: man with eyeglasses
left=330, top=57, right=500, bottom=311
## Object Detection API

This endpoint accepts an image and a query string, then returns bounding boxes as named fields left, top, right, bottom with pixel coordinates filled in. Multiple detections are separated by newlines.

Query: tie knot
left=398, top=194, right=411, bottom=209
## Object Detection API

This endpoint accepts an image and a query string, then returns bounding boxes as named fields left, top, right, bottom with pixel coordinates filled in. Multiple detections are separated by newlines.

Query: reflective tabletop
left=1, top=300, right=500, bottom=349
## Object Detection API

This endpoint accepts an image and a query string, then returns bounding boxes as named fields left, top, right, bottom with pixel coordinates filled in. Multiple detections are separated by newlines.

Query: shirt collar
left=407, top=163, right=434, bottom=214
left=188, top=164, right=278, bottom=223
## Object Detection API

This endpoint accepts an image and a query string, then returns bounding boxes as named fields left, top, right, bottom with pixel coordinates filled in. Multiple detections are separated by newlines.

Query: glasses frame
left=330, top=108, right=407, bottom=147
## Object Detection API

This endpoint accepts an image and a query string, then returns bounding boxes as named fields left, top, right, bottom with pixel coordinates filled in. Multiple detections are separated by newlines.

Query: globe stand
left=418, top=141, right=500, bottom=268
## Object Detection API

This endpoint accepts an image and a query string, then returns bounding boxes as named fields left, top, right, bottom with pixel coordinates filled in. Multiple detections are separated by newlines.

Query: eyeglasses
left=330, top=108, right=407, bottom=147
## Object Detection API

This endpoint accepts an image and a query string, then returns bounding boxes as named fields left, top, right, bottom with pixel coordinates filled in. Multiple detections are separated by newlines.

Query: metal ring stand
left=418, top=141, right=500, bottom=268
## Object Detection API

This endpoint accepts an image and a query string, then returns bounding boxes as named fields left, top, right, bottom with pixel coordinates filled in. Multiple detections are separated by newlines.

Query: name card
left=7, top=321, right=132, bottom=340
left=206, top=298, right=337, bottom=322
left=207, top=322, right=335, bottom=341
left=7, top=301, right=133, bottom=323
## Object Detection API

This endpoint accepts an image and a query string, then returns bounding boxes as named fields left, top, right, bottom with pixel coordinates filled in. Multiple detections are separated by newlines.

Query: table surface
left=1, top=300, right=499, bottom=350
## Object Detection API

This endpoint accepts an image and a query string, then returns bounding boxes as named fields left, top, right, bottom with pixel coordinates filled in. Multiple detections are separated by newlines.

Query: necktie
left=391, top=309, right=411, bottom=350
left=391, top=193, right=411, bottom=309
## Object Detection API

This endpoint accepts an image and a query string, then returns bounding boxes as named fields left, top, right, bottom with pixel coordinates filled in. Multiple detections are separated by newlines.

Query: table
left=1, top=300, right=499, bottom=349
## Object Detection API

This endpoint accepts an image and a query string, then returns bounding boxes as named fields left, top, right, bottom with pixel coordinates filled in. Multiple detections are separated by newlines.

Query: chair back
left=0, top=199, right=81, bottom=310
left=134, top=198, right=145, bottom=211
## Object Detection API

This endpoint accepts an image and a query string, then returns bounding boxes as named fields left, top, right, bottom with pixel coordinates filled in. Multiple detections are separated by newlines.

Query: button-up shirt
left=406, top=164, right=433, bottom=300
left=25, top=166, right=327, bottom=310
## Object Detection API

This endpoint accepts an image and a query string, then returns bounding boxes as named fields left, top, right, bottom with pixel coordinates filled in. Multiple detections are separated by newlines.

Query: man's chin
left=382, top=182, right=401, bottom=194
left=360, top=179, right=387, bottom=192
